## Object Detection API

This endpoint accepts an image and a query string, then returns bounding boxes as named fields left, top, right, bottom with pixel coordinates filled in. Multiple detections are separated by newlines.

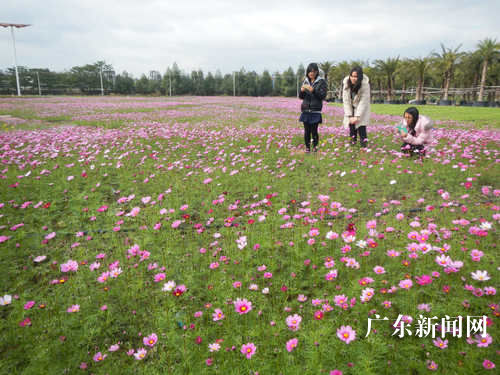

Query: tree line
left=1, top=38, right=498, bottom=104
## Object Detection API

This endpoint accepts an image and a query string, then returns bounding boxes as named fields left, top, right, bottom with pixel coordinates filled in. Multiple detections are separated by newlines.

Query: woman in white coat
left=343, top=66, right=371, bottom=147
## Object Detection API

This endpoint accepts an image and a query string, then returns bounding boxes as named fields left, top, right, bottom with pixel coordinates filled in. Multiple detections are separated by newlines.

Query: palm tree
left=432, top=44, right=464, bottom=101
left=455, top=52, right=482, bottom=102
left=476, top=38, right=500, bottom=102
left=410, top=57, right=431, bottom=102
left=319, top=61, right=334, bottom=89
left=396, top=59, right=413, bottom=103
left=374, top=57, right=400, bottom=101
left=329, top=61, right=351, bottom=100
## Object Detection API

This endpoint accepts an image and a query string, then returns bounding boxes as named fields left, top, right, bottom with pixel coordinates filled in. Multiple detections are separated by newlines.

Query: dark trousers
left=349, top=124, right=367, bottom=147
left=401, top=143, right=425, bottom=155
left=304, top=122, right=319, bottom=150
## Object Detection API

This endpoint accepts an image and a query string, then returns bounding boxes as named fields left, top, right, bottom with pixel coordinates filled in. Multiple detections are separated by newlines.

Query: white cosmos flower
left=0, top=295, right=12, bottom=305
left=479, top=222, right=492, bottom=230
left=471, top=270, right=490, bottom=281
left=356, top=240, right=367, bottom=249
left=162, top=280, right=176, bottom=291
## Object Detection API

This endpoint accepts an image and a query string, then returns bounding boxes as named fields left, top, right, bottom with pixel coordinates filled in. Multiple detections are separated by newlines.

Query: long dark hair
left=347, top=66, right=363, bottom=94
left=306, top=63, right=319, bottom=83
left=404, top=107, right=419, bottom=136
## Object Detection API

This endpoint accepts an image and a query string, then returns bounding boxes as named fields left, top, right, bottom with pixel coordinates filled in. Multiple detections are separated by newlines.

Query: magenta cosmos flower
left=234, top=298, right=252, bottom=314
left=337, top=325, right=356, bottom=344
left=241, top=343, right=256, bottom=359
left=483, top=359, right=495, bottom=370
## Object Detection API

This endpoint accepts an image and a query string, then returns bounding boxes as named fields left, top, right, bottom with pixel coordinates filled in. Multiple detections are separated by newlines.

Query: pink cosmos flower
left=67, top=304, right=80, bottom=313
left=433, top=338, right=448, bottom=349
left=427, top=361, right=438, bottom=371
left=334, top=295, right=347, bottom=307
left=360, top=288, right=375, bottom=303
left=240, top=343, right=256, bottom=359
left=108, top=344, right=120, bottom=352
left=337, top=325, right=356, bottom=344
left=89, top=262, right=100, bottom=271
left=212, top=308, right=224, bottom=321
left=97, top=271, right=110, bottom=283
left=286, top=314, right=302, bottom=331
left=19, top=317, right=31, bottom=327
left=173, top=284, right=187, bottom=297
left=128, top=207, right=140, bottom=217
left=417, top=303, right=431, bottom=312
left=326, top=231, right=339, bottom=240
left=143, top=333, right=158, bottom=347
left=475, top=334, right=492, bottom=347
left=484, top=287, right=496, bottom=295
left=171, top=220, right=183, bottom=228
left=154, top=273, right=166, bottom=283
left=233, top=281, right=242, bottom=288
left=325, top=270, right=338, bottom=281
left=93, top=352, right=107, bottom=362
left=60, top=260, right=78, bottom=272
left=286, top=338, right=298, bottom=352
left=399, top=279, right=413, bottom=290
left=0, top=236, right=11, bottom=243
left=45, top=232, right=56, bottom=240
left=33, top=255, right=47, bottom=263
left=314, top=310, right=324, bottom=320
left=415, top=274, right=432, bottom=286
left=382, top=300, right=392, bottom=308
left=373, top=266, right=385, bottom=274
left=234, top=298, right=252, bottom=314
left=134, top=348, right=147, bottom=360
left=24, top=301, right=35, bottom=310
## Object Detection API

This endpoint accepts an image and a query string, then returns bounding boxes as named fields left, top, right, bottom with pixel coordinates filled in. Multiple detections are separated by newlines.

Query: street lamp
left=233, top=71, right=237, bottom=96
left=1, top=23, right=31, bottom=96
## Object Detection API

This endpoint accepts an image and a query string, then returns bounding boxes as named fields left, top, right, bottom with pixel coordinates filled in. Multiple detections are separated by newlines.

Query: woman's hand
left=349, top=117, right=358, bottom=125
left=300, top=85, right=307, bottom=92
left=399, top=129, right=407, bottom=138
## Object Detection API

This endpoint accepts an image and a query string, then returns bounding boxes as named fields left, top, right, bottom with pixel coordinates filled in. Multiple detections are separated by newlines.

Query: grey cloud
left=1, top=0, right=499, bottom=77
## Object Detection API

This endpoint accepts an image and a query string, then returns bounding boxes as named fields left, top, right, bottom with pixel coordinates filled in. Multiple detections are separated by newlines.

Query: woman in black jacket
left=299, top=63, right=327, bottom=152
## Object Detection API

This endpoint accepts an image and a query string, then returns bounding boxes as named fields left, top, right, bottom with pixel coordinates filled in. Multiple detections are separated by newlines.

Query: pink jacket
left=402, top=115, right=433, bottom=145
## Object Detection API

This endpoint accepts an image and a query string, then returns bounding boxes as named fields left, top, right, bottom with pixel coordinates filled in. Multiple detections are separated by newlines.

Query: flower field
left=0, top=96, right=498, bottom=374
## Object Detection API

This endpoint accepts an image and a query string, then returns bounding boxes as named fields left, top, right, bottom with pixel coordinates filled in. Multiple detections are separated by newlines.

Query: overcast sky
left=1, top=0, right=499, bottom=78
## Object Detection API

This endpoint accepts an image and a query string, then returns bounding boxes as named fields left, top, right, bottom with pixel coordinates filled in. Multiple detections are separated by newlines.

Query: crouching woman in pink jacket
left=398, top=107, right=433, bottom=156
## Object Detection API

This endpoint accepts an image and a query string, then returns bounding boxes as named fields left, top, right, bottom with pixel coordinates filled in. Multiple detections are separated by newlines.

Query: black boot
left=358, top=126, right=367, bottom=148
left=349, top=124, right=357, bottom=145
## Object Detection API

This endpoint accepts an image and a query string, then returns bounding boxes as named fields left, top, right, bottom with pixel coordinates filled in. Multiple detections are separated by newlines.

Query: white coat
left=343, top=75, right=371, bottom=129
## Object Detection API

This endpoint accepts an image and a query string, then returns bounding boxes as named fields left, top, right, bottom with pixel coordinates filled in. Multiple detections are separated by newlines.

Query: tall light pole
left=99, top=66, right=104, bottom=96
left=233, top=71, right=236, bottom=96
left=36, top=70, right=41, bottom=96
left=1, top=23, right=31, bottom=96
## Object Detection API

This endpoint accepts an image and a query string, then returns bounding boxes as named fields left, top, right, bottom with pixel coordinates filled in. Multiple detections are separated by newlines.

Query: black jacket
left=299, top=77, right=327, bottom=112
